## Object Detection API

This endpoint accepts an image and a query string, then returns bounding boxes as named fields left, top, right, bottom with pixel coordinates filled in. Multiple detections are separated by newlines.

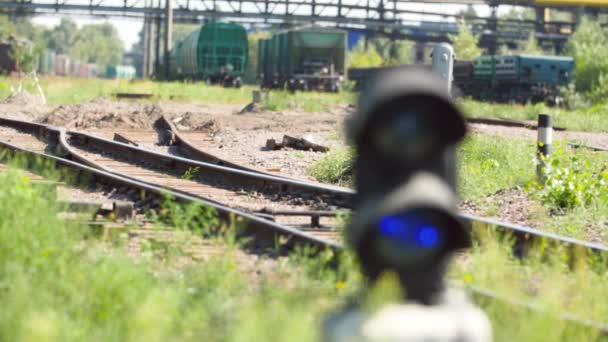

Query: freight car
left=37, top=50, right=55, bottom=75
left=168, top=22, right=247, bottom=87
left=348, top=54, right=574, bottom=104
left=105, top=65, right=136, bottom=80
left=54, top=54, right=71, bottom=76
left=258, top=27, right=346, bottom=92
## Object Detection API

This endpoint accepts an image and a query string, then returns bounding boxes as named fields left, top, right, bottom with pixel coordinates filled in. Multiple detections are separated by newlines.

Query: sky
left=29, top=2, right=511, bottom=52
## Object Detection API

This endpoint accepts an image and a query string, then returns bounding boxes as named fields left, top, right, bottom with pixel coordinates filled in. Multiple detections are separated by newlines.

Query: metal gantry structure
left=1, top=0, right=604, bottom=76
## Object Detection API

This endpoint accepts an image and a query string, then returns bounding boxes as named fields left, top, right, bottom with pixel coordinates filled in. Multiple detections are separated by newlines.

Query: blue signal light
left=378, top=214, right=441, bottom=249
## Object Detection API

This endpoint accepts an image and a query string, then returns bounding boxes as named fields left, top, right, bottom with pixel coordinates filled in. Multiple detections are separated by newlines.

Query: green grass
left=0, top=76, right=354, bottom=113
left=451, top=231, right=608, bottom=341
left=458, top=98, right=608, bottom=133
left=1, top=161, right=608, bottom=340
left=457, top=134, right=536, bottom=202
left=309, top=147, right=355, bottom=186
left=310, top=135, right=608, bottom=241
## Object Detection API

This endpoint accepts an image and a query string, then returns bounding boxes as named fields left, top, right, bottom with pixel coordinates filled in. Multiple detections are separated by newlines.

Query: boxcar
left=258, top=27, right=346, bottom=92
left=169, top=22, right=247, bottom=87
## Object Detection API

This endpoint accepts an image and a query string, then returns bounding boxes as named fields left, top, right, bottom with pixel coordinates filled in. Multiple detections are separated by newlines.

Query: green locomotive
left=459, top=54, right=574, bottom=103
left=258, top=27, right=346, bottom=92
left=169, top=22, right=248, bottom=87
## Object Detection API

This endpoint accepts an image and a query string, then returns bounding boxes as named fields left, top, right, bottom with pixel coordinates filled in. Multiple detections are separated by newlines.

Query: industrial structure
left=1, top=0, right=606, bottom=78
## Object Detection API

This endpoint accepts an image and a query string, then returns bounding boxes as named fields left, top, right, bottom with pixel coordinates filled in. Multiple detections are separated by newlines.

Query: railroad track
left=0, top=116, right=340, bottom=253
left=0, top=116, right=607, bottom=335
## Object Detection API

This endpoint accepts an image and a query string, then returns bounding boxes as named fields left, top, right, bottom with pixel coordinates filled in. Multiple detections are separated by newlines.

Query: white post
left=431, top=43, right=454, bottom=94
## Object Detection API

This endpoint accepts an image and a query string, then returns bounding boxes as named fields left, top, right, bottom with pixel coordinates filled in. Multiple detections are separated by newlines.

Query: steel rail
left=62, top=129, right=353, bottom=205
left=568, top=142, right=608, bottom=153
left=154, top=115, right=278, bottom=176
left=1, top=116, right=607, bottom=257
left=0, top=117, right=340, bottom=252
left=148, top=116, right=608, bottom=257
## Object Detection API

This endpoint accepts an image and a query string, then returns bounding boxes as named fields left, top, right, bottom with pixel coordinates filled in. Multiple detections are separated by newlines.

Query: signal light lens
left=378, top=214, right=442, bottom=249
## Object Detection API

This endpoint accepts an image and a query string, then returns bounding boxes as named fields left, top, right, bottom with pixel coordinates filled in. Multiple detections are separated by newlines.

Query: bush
left=309, top=148, right=355, bottom=186
left=533, top=147, right=608, bottom=210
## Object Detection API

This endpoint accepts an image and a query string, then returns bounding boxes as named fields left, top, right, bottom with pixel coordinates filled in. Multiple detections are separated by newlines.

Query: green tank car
left=169, top=22, right=248, bottom=87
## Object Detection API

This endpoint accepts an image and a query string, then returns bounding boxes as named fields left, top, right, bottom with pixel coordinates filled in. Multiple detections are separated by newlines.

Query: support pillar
left=164, top=0, right=173, bottom=80
left=142, top=12, right=150, bottom=78
left=488, top=5, right=498, bottom=55
left=155, top=0, right=161, bottom=77
left=146, top=11, right=154, bottom=78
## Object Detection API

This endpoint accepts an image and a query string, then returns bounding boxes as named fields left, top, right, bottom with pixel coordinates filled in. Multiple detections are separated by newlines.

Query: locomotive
left=258, top=27, right=346, bottom=92
left=348, top=54, right=575, bottom=103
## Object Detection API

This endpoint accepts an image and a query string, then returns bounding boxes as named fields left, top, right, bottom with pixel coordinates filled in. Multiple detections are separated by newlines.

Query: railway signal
left=345, top=67, right=469, bottom=303
left=324, top=64, right=490, bottom=341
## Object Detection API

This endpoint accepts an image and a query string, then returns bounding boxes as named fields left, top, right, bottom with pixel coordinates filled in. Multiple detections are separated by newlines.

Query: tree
left=45, top=18, right=78, bottom=54
left=518, top=32, right=543, bottom=55
left=69, top=22, right=124, bottom=65
left=449, top=20, right=483, bottom=60
left=347, top=40, right=383, bottom=68
left=565, top=17, right=608, bottom=96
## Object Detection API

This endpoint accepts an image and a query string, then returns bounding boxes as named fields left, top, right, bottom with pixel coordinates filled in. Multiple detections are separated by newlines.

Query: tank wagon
left=258, top=27, right=346, bottom=92
left=37, top=50, right=56, bottom=75
left=169, top=22, right=248, bottom=87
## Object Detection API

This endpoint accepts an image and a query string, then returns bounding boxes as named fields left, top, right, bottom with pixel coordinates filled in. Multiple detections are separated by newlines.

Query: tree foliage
left=449, top=20, right=483, bottom=60
left=348, top=38, right=412, bottom=68
left=45, top=18, right=78, bottom=54
left=347, top=40, right=383, bottom=68
left=565, top=17, right=608, bottom=96
left=518, top=32, right=543, bottom=55
left=69, top=23, right=123, bottom=65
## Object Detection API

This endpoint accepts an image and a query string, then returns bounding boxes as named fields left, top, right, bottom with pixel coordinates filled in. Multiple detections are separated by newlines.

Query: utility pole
left=164, top=0, right=173, bottom=80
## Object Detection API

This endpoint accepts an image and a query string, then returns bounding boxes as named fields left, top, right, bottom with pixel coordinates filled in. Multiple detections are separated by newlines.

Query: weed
left=309, top=147, right=355, bottom=186
left=181, top=166, right=200, bottom=180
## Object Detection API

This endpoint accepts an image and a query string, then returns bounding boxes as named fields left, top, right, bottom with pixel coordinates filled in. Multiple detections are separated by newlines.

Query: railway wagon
left=54, top=54, right=71, bottom=76
left=37, top=50, right=55, bottom=75
left=169, top=22, right=247, bottom=87
left=105, top=65, right=136, bottom=80
left=258, top=27, right=346, bottom=92
left=467, top=54, right=574, bottom=103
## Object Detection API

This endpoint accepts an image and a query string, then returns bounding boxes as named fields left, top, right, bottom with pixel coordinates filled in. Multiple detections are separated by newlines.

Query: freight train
left=258, top=27, right=346, bottom=92
left=167, top=22, right=248, bottom=87
left=348, top=54, right=574, bottom=103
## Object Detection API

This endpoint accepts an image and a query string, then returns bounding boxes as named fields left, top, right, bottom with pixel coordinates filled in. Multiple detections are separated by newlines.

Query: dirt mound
left=2, top=91, right=44, bottom=106
left=38, top=98, right=164, bottom=129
